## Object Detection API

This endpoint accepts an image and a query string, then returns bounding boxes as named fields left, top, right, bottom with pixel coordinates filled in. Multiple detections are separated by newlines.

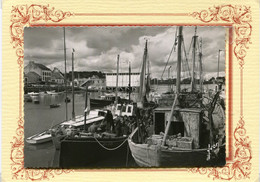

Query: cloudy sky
left=24, top=26, right=226, bottom=80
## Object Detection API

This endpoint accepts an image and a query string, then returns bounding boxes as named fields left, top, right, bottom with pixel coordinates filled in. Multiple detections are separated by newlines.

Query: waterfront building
left=105, top=72, right=140, bottom=90
left=80, top=75, right=106, bottom=90
left=51, top=67, right=64, bottom=84
left=24, top=72, right=41, bottom=85
left=24, top=61, right=52, bottom=83
left=73, top=78, right=88, bottom=87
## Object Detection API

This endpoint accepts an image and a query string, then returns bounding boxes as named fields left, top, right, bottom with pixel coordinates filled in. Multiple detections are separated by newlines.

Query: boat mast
left=168, top=66, right=172, bottom=92
left=139, top=40, right=148, bottom=104
left=128, top=61, right=131, bottom=102
left=84, top=86, right=88, bottom=132
left=72, top=49, right=75, bottom=120
left=162, top=26, right=183, bottom=146
left=176, top=26, right=183, bottom=94
left=191, top=27, right=198, bottom=92
left=217, top=49, right=223, bottom=91
left=217, top=49, right=224, bottom=78
left=147, top=50, right=150, bottom=93
left=199, top=39, right=203, bottom=92
left=63, top=27, right=68, bottom=121
left=115, top=54, right=120, bottom=105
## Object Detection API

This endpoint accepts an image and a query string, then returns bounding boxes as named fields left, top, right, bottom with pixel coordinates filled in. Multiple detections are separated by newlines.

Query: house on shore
left=24, top=61, right=52, bottom=83
left=24, top=72, right=42, bottom=85
left=51, top=67, right=64, bottom=84
left=80, top=75, right=106, bottom=90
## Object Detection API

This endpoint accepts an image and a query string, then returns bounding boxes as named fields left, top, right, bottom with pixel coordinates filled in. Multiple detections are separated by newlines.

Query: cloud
left=24, top=26, right=226, bottom=79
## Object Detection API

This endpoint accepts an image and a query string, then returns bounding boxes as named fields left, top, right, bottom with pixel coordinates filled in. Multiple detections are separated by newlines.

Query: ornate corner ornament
left=10, top=4, right=73, bottom=180
left=190, top=5, right=252, bottom=180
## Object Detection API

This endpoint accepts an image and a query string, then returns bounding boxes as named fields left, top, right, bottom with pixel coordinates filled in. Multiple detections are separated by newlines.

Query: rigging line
left=93, top=137, right=128, bottom=151
left=181, top=52, right=187, bottom=79
left=160, top=43, right=176, bottom=79
left=137, top=40, right=146, bottom=78
left=174, top=27, right=178, bottom=52
left=182, top=53, right=189, bottom=79
left=187, top=36, right=193, bottom=58
left=147, top=53, right=151, bottom=77
left=182, top=37, right=191, bottom=78
left=197, top=39, right=201, bottom=53
left=160, top=32, right=177, bottom=79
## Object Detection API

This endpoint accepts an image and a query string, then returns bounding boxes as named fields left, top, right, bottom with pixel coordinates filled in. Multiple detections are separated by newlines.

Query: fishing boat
left=90, top=93, right=130, bottom=108
left=46, top=90, right=56, bottom=95
left=26, top=109, right=107, bottom=145
left=24, top=94, right=32, bottom=102
left=128, top=26, right=226, bottom=167
left=57, top=53, right=136, bottom=167
left=28, top=92, right=40, bottom=104
left=90, top=93, right=117, bottom=107
left=58, top=104, right=134, bottom=167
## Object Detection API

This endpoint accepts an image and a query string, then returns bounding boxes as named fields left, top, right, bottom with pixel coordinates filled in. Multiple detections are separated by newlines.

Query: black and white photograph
left=24, top=26, right=226, bottom=168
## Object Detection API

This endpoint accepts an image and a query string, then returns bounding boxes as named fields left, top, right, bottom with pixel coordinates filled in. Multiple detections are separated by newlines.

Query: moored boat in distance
left=65, top=97, right=71, bottom=103
left=50, top=104, right=61, bottom=108
left=24, top=94, right=32, bottom=102
left=28, top=92, right=40, bottom=104
left=90, top=93, right=116, bottom=107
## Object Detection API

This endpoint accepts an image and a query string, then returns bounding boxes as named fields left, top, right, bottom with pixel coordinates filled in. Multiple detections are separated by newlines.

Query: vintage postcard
left=2, top=0, right=259, bottom=181
left=23, top=26, right=226, bottom=169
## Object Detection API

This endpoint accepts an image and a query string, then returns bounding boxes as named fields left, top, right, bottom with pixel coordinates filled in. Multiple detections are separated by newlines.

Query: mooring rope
left=93, top=137, right=128, bottom=151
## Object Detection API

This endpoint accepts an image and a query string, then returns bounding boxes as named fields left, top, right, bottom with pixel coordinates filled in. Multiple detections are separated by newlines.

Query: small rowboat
left=65, top=97, right=71, bottom=103
left=50, top=104, right=61, bottom=108
left=26, top=130, right=52, bottom=144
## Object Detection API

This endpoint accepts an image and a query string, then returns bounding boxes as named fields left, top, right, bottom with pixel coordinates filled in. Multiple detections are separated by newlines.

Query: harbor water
left=24, top=91, right=138, bottom=168
left=24, top=84, right=222, bottom=168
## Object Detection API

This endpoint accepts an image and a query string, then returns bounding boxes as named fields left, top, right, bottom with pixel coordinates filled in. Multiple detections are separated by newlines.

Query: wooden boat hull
left=128, top=140, right=160, bottom=167
left=59, top=136, right=129, bottom=168
left=128, top=129, right=225, bottom=167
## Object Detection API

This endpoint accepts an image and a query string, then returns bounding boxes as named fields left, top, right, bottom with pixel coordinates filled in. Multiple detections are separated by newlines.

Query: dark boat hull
left=59, top=136, right=129, bottom=168
left=50, top=104, right=61, bottom=108
left=159, top=147, right=225, bottom=167
left=90, top=99, right=114, bottom=107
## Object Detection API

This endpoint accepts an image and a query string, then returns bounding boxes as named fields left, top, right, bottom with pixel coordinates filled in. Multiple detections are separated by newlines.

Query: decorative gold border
left=9, top=4, right=252, bottom=180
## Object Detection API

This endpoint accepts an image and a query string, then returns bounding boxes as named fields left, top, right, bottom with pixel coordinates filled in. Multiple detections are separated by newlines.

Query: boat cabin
left=153, top=107, right=204, bottom=149
left=115, top=104, right=134, bottom=117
